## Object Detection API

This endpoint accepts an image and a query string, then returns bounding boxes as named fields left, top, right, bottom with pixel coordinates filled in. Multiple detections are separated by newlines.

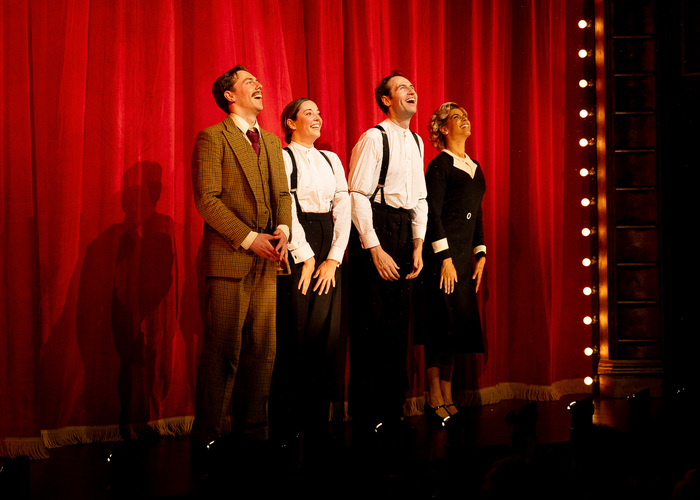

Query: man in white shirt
left=347, top=71, right=427, bottom=435
left=190, top=65, right=291, bottom=462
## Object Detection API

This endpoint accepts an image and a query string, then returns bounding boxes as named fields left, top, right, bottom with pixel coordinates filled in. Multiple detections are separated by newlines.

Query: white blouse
left=283, top=141, right=351, bottom=265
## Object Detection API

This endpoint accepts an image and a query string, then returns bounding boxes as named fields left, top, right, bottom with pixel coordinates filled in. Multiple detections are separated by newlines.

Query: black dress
left=417, top=151, right=485, bottom=354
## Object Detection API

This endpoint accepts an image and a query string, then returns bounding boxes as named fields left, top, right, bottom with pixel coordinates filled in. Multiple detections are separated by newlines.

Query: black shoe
left=424, top=403, right=451, bottom=427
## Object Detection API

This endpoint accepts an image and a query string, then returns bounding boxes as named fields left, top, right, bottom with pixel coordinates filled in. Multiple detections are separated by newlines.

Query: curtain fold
left=1, top=0, right=591, bottom=459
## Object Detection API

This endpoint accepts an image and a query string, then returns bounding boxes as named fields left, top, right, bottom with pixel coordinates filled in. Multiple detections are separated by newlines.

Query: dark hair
left=280, top=98, right=311, bottom=144
left=375, top=70, right=403, bottom=114
left=212, top=65, right=247, bottom=114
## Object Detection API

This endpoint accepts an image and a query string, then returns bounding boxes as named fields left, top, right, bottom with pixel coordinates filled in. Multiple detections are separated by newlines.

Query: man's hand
left=249, top=233, right=282, bottom=261
left=369, top=245, right=400, bottom=281
left=272, top=227, right=289, bottom=266
left=405, top=238, right=423, bottom=280
left=473, top=256, right=486, bottom=292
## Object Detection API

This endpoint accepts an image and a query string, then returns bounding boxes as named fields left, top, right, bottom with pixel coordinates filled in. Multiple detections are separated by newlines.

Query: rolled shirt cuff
left=473, top=245, right=486, bottom=257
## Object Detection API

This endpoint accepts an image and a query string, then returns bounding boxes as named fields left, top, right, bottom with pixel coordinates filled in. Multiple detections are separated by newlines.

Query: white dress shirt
left=229, top=113, right=290, bottom=250
left=347, top=119, right=428, bottom=249
left=283, top=141, right=351, bottom=265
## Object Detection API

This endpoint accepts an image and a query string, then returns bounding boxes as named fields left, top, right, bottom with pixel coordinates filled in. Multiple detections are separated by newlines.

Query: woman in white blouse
left=271, top=98, right=351, bottom=457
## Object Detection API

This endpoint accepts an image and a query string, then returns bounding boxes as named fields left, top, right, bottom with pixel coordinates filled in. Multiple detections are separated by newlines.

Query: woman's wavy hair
left=427, top=102, right=467, bottom=150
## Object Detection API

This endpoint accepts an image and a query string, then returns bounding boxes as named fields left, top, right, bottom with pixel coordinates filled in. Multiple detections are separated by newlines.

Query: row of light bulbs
left=579, top=15, right=596, bottom=388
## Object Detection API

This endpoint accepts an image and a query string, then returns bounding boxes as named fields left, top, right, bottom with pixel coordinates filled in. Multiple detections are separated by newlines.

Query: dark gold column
left=594, top=0, right=663, bottom=397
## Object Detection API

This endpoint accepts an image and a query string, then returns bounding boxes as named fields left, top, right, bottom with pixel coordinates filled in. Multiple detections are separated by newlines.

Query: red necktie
left=246, top=128, right=260, bottom=156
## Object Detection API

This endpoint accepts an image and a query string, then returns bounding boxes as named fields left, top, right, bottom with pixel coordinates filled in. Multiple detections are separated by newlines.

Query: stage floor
left=2, top=392, right=697, bottom=500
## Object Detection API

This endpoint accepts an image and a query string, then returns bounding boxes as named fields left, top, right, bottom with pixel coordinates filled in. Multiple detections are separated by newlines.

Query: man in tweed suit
left=190, top=65, right=292, bottom=450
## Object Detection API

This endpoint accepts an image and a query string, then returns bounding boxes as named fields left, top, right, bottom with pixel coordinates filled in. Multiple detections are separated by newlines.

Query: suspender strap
left=370, top=125, right=422, bottom=205
left=411, top=131, right=422, bottom=158
left=284, top=146, right=335, bottom=215
left=284, top=147, right=304, bottom=216
left=316, top=151, right=334, bottom=211
left=371, top=125, right=390, bottom=205
left=318, top=150, right=333, bottom=172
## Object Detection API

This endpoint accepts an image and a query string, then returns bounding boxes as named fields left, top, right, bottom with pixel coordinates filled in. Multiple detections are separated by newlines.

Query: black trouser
left=271, top=212, right=343, bottom=441
left=347, top=203, right=414, bottom=426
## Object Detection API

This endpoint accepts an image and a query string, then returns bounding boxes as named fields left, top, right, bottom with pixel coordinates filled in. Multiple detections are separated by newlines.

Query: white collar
left=444, top=149, right=477, bottom=175
left=288, top=141, right=314, bottom=153
left=381, top=118, right=412, bottom=134
left=230, top=113, right=260, bottom=135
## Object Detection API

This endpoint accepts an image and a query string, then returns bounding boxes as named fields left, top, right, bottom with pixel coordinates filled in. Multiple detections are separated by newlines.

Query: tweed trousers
left=192, top=255, right=277, bottom=442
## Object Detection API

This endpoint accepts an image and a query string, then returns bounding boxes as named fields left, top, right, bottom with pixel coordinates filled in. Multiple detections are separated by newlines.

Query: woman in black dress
left=420, top=102, right=486, bottom=424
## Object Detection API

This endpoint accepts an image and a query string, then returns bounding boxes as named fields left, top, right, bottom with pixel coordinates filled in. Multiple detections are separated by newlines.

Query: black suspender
left=284, top=147, right=334, bottom=214
left=318, top=151, right=333, bottom=172
left=370, top=124, right=422, bottom=205
left=410, top=129, right=422, bottom=156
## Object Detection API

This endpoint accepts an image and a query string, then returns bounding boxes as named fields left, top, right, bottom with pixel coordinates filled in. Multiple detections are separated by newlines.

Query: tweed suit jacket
left=192, top=115, right=292, bottom=279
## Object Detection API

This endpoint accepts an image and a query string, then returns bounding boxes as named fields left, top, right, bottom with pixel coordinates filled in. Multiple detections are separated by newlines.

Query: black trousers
left=347, top=203, right=414, bottom=426
left=271, top=212, right=343, bottom=440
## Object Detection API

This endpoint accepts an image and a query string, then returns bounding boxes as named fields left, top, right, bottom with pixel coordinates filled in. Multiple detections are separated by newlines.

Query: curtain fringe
left=2, top=382, right=588, bottom=459
left=331, top=379, right=590, bottom=421
left=1, top=417, right=195, bottom=459
left=0, top=437, right=50, bottom=460
left=404, top=396, right=426, bottom=417
left=405, top=379, right=589, bottom=417
left=41, top=425, right=122, bottom=449
left=454, top=379, right=590, bottom=407
left=148, top=416, right=194, bottom=436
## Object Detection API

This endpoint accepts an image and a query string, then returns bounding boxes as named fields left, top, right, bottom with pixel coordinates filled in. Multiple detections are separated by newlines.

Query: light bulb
left=583, top=315, right=598, bottom=325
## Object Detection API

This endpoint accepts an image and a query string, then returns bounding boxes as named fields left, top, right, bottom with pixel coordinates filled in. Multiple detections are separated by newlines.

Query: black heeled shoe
left=424, top=403, right=451, bottom=427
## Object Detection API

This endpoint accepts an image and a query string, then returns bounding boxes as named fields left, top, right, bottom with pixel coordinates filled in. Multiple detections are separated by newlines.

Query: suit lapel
left=222, top=117, right=261, bottom=194
left=259, top=130, right=277, bottom=203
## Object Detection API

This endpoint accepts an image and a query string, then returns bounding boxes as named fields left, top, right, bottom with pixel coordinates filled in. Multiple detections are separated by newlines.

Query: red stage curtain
left=1, top=0, right=591, bottom=459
